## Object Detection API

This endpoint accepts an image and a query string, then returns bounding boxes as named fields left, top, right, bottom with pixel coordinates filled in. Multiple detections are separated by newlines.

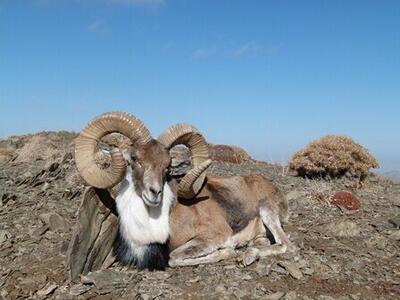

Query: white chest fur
left=116, top=170, right=174, bottom=250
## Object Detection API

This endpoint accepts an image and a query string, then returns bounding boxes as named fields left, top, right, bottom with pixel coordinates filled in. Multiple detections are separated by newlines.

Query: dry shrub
left=15, top=136, right=60, bottom=162
left=0, top=148, right=16, bottom=162
left=101, top=133, right=132, bottom=150
left=210, top=144, right=251, bottom=164
left=289, top=135, right=379, bottom=180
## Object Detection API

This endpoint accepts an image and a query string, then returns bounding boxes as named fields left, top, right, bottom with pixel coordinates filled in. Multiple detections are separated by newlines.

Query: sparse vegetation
left=209, top=144, right=251, bottom=164
left=289, top=135, right=379, bottom=180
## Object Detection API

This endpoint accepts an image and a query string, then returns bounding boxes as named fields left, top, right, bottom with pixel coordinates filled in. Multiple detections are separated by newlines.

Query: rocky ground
left=0, top=132, right=399, bottom=300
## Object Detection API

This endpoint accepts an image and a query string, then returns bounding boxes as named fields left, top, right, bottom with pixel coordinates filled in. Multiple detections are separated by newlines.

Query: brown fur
left=122, top=140, right=294, bottom=267
left=169, top=175, right=291, bottom=255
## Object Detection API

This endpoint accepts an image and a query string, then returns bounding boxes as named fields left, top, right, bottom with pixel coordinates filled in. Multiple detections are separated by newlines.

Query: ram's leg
left=169, top=238, right=236, bottom=267
left=170, top=247, right=236, bottom=267
left=258, top=206, right=296, bottom=256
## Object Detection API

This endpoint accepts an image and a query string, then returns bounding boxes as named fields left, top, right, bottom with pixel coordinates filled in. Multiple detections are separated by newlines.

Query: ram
left=75, top=112, right=295, bottom=270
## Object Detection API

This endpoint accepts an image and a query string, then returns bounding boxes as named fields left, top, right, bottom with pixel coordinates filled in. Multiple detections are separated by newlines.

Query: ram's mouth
left=142, top=194, right=161, bottom=207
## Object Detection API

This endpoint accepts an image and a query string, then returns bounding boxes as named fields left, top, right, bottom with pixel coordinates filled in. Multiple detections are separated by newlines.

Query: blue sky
left=1, top=0, right=399, bottom=171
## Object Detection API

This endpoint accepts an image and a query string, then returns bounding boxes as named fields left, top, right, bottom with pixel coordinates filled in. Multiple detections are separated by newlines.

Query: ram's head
left=74, top=112, right=211, bottom=205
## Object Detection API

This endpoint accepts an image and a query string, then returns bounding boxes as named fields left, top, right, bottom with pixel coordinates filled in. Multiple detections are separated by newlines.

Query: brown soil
left=0, top=132, right=399, bottom=300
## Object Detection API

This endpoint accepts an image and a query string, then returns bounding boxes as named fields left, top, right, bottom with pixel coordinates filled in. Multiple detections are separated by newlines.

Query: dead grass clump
left=210, top=144, right=251, bottom=164
left=289, top=135, right=379, bottom=180
left=0, top=148, right=16, bottom=162
left=14, top=135, right=66, bottom=163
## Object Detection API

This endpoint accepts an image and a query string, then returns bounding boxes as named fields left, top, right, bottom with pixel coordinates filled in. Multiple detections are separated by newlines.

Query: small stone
left=40, top=213, right=69, bottom=232
left=264, top=291, right=285, bottom=300
left=271, top=264, right=287, bottom=275
left=233, top=289, right=247, bottom=298
left=241, top=255, right=258, bottom=267
left=69, top=284, right=91, bottom=296
left=255, top=262, right=271, bottom=276
left=81, top=270, right=130, bottom=290
left=238, top=247, right=260, bottom=267
left=31, top=225, right=49, bottom=238
left=302, top=267, right=315, bottom=276
left=324, top=220, right=361, bottom=237
left=0, top=230, right=9, bottom=244
left=1, top=289, right=9, bottom=299
left=286, top=191, right=304, bottom=201
left=388, top=231, right=400, bottom=241
left=215, top=284, right=226, bottom=293
left=41, top=182, right=50, bottom=192
left=278, top=262, right=303, bottom=280
left=60, top=240, right=69, bottom=255
left=37, top=282, right=58, bottom=297
left=282, top=291, right=297, bottom=300
left=1, top=193, right=16, bottom=205
left=242, top=274, right=252, bottom=281
left=389, top=215, right=400, bottom=229
left=188, top=276, right=201, bottom=283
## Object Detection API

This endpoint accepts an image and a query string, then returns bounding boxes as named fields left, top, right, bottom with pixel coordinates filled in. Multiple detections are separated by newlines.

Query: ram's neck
left=116, top=169, right=174, bottom=245
left=114, top=170, right=174, bottom=269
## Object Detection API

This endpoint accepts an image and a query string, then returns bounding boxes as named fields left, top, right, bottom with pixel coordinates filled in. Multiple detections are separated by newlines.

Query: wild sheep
left=75, top=112, right=295, bottom=270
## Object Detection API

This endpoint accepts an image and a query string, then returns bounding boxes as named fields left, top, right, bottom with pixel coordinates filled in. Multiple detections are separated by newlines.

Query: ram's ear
left=120, top=148, right=133, bottom=164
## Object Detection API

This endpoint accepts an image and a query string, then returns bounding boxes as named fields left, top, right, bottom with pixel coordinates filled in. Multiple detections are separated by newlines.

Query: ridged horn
left=75, top=112, right=151, bottom=189
left=178, top=159, right=212, bottom=199
left=158, top=124, right=210, bottom=199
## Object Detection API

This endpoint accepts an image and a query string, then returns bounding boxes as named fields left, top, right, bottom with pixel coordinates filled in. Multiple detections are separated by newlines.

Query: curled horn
left=75, top=112, right=151, bottom=189
left=158, top=124, right=210, bottom=199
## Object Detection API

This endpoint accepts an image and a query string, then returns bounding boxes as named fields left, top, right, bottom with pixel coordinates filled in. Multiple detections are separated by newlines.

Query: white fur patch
left=116, top=168, right=174, bottom=254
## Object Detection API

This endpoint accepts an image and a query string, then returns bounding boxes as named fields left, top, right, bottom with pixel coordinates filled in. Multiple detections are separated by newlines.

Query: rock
left=264, top=292, right=285, bottom=300
left=39, top=213, right=69, bottom=232
left=324, top=220, right=361, bottom=237
left=330, top=192, right=361, bottom=210
left=1, top=193, right=17, bottom=205
left=389, top=215, right=400, bottom=229
left=233, top=289, right=247, bottom=299
left=242, top=274, right=253, bottom=281
left=286, top=191, right=304, bottom=201
left=1, top=289, right=9, bottom=299
left=31, top=225, right=49, bottom=238
left=60, top=240, right=70, bottom=255
left=215, top=284, right=226, bottom=293
left=0, top=230, right=9, bottom=244
left=240, top=254, right=259, bottom=267
left=255, top=262, right=272, bottom=276
left=69, top=284, right=92, bottom=296
left=169, top=145, right=192, bottom=175
left=48, top=213, right=69, bottom=232
left=81, top=270, right=130, bottom=290
left=67, top=188, right=118, bottom=280
left=271, top=264, right=287, bottom=275
left=388, top=231, right=400, bottom=241
left=369, top=219, right=394, bottom=232
left=282, top=291, right=297, bottom=300
left=278, top=262, right=303, bottom=280
left=37, top=282, right=58, bottom=297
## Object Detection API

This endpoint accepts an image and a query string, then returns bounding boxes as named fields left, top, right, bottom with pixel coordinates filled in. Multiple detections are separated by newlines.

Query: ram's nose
left=149, top=186, right=162, bottom=198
